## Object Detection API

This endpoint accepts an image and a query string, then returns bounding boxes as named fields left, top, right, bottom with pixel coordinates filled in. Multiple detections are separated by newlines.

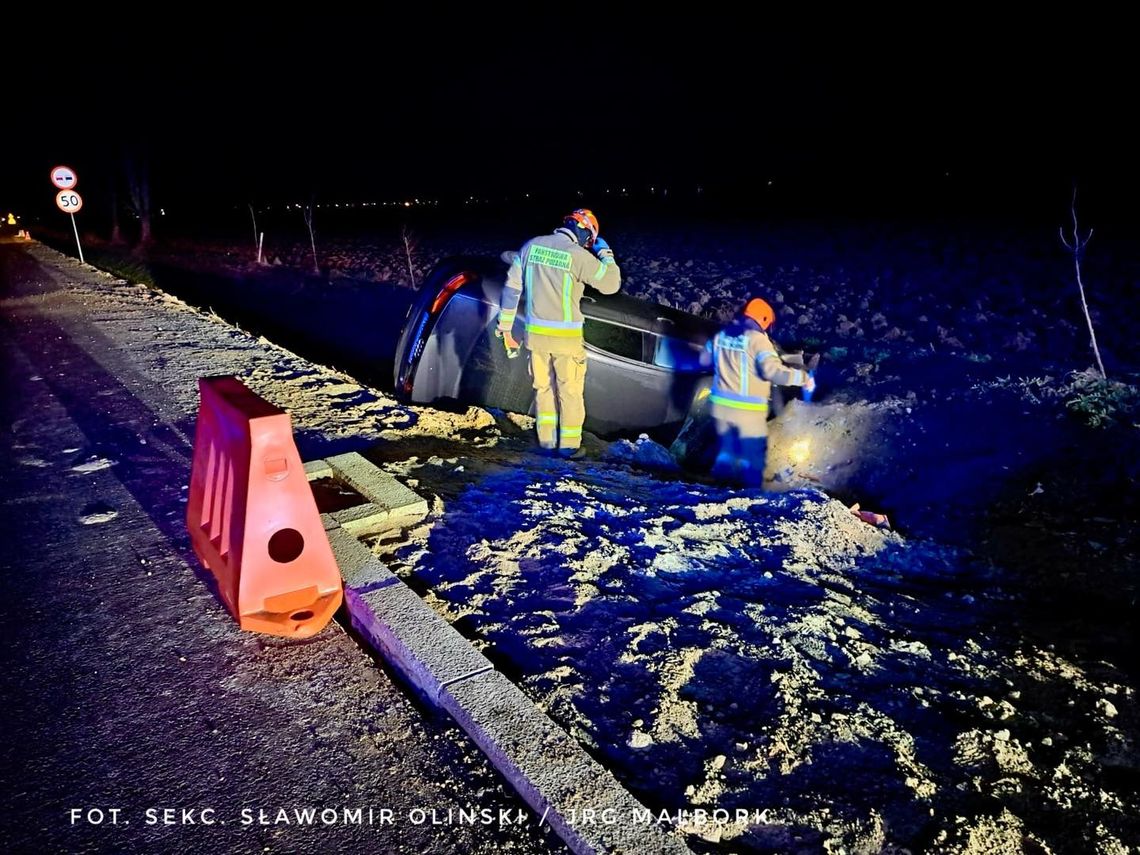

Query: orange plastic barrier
left=186, top=376, right=342, bottom=637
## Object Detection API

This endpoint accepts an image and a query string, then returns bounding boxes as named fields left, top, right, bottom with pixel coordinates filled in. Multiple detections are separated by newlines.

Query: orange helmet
left=564, top=208, right=600, bottom=245
left=743, top=298, right=775, bottom=331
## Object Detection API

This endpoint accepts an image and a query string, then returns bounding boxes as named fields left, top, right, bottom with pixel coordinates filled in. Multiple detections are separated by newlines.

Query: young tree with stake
left=1060, top=186, right=1106, bottom=379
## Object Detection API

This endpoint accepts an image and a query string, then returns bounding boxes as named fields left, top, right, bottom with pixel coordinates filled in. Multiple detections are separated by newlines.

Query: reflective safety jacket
left=499, top=228, right=621, bottom=354
left=710, top=319, right=807, bottom=414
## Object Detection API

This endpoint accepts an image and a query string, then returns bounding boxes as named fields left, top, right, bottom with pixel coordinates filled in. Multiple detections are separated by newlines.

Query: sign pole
left=69, top=212, right=85, bottom=263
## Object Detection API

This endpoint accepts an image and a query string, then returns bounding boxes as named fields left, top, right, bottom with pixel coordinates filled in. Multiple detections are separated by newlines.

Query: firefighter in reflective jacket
left=497, top=209, right=621, bottom=458
left=709, top=297, right=814, bottom=485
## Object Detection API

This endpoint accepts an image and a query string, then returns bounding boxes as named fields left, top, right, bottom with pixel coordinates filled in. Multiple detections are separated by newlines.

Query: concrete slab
left=303, top=458, right=334, bottom=480
left=329, top=502, right=388, bottom=536
left=443, top=671, right=692, bottom=855
left=326, top=451, right=429, bottom=520
left=309, top=453, right=426, bottom=536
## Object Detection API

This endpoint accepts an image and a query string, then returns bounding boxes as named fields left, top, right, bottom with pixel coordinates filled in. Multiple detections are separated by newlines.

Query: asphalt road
left=0, top=237, right=565, bottom=854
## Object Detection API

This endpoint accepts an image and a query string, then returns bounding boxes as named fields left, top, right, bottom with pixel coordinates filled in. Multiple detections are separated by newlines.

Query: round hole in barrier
left=268, top=528, right=305, bottom=563
left=291, top=610, right=315, bottom=621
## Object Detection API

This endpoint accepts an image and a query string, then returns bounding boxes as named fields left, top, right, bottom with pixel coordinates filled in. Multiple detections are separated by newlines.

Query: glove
left=495, top=328, right=521, bottom=359
left=592, top=236, right=614, bottom=260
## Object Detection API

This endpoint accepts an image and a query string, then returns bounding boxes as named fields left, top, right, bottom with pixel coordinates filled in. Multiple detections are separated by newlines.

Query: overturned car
left=393, top=255, right=720, bottom=436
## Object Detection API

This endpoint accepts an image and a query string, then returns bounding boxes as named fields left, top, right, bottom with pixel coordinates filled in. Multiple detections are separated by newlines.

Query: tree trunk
left=124, top=150, right=153, bottom=249
left=109, top=188, right=125, bottom=246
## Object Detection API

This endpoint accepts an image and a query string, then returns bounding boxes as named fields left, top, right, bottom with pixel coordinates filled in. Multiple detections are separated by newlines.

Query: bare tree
left=302, top=199, right=320, bottom=275
left=248, top=203, right=259, bottom=259
left=401, top=225, right=418, bottom=287
left=1059, top=185, right=1106, bottom=379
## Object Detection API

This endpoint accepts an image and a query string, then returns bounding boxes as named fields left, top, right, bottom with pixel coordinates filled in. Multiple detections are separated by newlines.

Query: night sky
left=5, top=15, right=1136, bottom=223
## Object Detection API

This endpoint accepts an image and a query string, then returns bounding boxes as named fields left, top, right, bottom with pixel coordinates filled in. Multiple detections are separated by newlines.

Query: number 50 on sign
left=56, top=190, right=84, bottom=213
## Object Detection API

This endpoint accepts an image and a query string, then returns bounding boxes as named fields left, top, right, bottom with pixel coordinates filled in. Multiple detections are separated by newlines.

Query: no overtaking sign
left=51, top=165, right=78, bottom=189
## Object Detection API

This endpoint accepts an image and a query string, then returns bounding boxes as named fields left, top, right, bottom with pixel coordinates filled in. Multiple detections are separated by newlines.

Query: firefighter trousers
left=710, top=401, right=768, bottom=487
left=529, top=349, right=587, bottom=450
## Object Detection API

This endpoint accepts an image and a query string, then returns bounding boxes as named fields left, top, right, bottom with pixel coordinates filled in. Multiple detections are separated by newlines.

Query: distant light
left=160, top=208, right=166, bottom=216
left=404, top=201, right=412, bottom=208
left=789, top=438, right=811, bottom=465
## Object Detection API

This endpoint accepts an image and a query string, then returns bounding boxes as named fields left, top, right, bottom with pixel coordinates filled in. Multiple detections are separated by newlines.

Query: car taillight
left=430, top=273, right=470, bottom=315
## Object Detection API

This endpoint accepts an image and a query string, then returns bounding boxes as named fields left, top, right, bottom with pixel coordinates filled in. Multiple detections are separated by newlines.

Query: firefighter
left=708, top=297, right=814, bottom=486
left=497, top=209, right=621, bottom=458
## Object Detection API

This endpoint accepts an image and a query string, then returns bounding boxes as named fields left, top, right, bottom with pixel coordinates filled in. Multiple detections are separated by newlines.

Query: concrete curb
left=440, top=671, right=691, bottom=854
left=311, top=453, right=693, bottom=854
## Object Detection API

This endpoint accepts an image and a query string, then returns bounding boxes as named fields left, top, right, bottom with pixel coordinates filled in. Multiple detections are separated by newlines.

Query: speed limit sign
left=56, top=189, right=83, bottom=214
